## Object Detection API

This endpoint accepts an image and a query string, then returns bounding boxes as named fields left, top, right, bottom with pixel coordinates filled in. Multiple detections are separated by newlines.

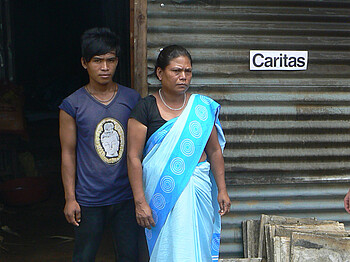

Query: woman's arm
left=205, top=125, right=231, bottom=216
left=127, top=118, right=155, bottom=229
left=59, top=110, right=81, bottom=226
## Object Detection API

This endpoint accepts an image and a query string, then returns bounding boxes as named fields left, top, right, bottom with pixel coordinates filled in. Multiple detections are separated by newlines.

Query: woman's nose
left=179, top=71, right=186, bottom=79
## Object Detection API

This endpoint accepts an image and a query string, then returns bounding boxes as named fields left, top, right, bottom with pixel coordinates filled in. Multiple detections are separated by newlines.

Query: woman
left=127, top=45, right=231, bottom=262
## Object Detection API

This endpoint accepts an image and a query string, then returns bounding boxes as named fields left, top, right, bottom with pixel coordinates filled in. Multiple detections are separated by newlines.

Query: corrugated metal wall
left=146, top=0, right=350, bottom=258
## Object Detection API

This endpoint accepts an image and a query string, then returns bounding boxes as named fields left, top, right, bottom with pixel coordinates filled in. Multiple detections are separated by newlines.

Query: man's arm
left=59, top=109, right=80, bottom=226
left=205, top=126, right=231, bottom=216
left=127, top=118, right=155, bottom=229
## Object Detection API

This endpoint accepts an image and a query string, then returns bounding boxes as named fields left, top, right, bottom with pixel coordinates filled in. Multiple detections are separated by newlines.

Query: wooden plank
left=129, top=0, right=134, bottom=90
left=290, top=232, right=350, bottom=261
left=265, top=224, right=274, bottom=262
left=267, top=221, right=345, bottom=262
left=219, top=259, right=263, bottom=262
left=242, top=220, right=248, bottom=258
left=274, top=223, right=346, bottom=238
left=246, top=220, right=260, bottom=258
left=273, top=236, right=290, bottom=262
left=133, top=0, right=148, bottom=97
left=258, top=214, right=318, bottom=259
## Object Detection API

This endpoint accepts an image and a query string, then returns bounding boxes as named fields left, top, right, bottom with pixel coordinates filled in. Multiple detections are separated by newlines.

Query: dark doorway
left=0, top=1, right=132, bottom=260
left=10, top=0, right=131, bottom=115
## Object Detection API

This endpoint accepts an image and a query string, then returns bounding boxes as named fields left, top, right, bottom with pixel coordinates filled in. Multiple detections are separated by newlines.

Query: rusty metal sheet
left=147, top=0, right=350, bottom=258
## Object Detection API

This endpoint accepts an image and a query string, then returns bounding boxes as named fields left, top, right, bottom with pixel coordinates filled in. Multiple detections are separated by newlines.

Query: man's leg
left=73, top=206, right=105, bottom=262
left=109, top=199, right=141, bottom=262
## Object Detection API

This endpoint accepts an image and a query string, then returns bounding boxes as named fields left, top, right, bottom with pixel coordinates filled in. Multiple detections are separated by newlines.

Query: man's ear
left=81, top=57, right=87, bottom=69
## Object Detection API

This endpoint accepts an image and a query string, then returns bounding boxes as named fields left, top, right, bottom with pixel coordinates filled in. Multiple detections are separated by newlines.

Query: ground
left=0, top=175, right=120, bottom=262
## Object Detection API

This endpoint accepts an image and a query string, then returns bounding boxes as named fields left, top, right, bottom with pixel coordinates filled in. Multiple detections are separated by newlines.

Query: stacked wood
left=241, top=214, right=350, bottom=262
left=219, top=259, right=262, bottom=262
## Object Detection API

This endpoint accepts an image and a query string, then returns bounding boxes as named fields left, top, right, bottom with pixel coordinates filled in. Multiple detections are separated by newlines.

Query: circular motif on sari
left=195, top=105, right=208, bottom=121
left=200, top=95, right=212, bottom=105
left=160, top=176, right=175, bottom=193
left=170, top=157, right=185, bottom=175
left=180, top=139, right=195, bottom=157
left=145, top=228, right=152, bottom=240
left=189, top=121, right=202, bottom=139
left=212, top=235, right=220, bottom=252
left=152, top=193, right=166, bottom=210
left=152, top=209, right=159, bottom=225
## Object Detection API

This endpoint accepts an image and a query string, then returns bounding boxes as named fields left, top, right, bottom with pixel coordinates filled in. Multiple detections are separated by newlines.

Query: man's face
left=82, top=52, right=118, bottom=86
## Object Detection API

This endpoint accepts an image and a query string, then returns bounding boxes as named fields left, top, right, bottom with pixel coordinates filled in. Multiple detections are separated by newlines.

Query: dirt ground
left=0, top=175, right=121, bottom=262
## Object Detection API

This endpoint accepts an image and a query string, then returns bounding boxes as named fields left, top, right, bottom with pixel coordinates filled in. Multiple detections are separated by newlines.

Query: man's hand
left=344, top=190, right=350, bottom=214
left=64, top=199, right=81, bottom=226
left=135, top=200, right=155, bottom=229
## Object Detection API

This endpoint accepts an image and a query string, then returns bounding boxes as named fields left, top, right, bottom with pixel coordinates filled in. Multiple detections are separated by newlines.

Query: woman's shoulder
left=192, top=93, right=215, bottom=103
left=131, top=95, right=156, bottom=113
left=137, top=94, right=156, bottom=106
left=192, top=94, right=220, bottom=109
left=142, top=94, right=156, bottom=101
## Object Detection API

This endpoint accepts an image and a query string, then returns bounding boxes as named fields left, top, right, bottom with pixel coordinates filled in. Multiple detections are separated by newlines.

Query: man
left=59, top=27, right=141, bottom=261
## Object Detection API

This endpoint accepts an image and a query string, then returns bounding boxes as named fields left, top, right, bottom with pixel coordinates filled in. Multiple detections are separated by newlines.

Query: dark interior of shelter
left=0, top=1, right=130, bottom=260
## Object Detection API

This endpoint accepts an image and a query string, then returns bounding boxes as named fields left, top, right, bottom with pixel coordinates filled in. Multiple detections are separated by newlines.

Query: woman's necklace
left=86, top=85, right=116, bottom=104
left=159, top=89, right=186, bottom=111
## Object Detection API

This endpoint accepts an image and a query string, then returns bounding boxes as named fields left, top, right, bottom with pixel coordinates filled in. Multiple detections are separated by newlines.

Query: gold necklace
left=158, top=89, right=186, bottom=111
left=86, top=85, right=116, bottom=103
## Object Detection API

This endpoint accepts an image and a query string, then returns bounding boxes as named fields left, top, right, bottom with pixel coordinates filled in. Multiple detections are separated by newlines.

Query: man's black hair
left=81, top=27, right=120, bottom=62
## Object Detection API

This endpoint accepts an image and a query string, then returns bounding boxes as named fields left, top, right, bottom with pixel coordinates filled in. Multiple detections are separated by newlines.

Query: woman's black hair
left=81, top=27, right=120, bottom=62
left=154, top=45, right=192, bottom=79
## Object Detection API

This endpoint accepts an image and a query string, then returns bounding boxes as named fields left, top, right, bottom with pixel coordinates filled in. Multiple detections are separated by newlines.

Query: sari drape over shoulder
left=142, top=94, right=225, bottom=262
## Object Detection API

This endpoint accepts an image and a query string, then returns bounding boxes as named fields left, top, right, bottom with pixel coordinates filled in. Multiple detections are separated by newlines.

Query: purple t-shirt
left=59, top=84, right=141, bottom=206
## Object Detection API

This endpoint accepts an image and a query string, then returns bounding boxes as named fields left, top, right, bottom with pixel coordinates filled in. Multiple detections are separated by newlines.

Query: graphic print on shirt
left=95, top=118, right=125, bottom=164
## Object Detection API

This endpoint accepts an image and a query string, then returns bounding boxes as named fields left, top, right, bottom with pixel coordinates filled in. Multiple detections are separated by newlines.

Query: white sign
left=250, top=50, right=308, bottom=70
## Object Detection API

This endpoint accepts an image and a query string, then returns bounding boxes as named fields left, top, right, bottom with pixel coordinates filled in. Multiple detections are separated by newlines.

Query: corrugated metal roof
left=147, top=0, right=350, bottom=258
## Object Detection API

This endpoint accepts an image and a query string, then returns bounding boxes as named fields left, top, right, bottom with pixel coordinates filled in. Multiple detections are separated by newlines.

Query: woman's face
left=157, top=55, right=192, bottom=94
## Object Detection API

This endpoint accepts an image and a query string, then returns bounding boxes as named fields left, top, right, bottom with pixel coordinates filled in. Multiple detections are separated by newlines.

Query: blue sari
left=142, top=94, right=225, bottom=262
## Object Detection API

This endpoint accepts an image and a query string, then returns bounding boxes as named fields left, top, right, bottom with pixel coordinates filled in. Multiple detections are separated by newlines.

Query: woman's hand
left=135, top=200, right=156, bottom=229
left=218, top=190, right=231, bottom=216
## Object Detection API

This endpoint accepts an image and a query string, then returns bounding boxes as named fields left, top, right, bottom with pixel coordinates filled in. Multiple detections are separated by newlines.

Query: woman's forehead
left=168, top=56, right=192, bottom=66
